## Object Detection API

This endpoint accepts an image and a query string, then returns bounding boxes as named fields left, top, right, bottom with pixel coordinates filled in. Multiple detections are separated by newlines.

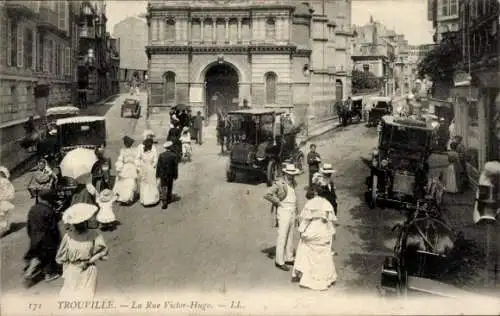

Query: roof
left=46, top=106, right=80, bottom=115
left=351, top=96, right=363, bottom=101
left=382, top=115, right=434, bottom=131
left=227, top=109, right=286, bottom=115
left=56, top=116, right=106, bottom=126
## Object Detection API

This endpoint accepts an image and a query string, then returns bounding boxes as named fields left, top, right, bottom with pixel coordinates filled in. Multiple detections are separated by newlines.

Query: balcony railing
left=38, top=7, right=58, bottom=32
left=5, top=1, right=39, bottom=18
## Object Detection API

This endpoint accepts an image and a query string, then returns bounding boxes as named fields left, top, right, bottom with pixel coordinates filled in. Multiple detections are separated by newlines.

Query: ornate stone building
left=145, top=0, right=353, bottom=123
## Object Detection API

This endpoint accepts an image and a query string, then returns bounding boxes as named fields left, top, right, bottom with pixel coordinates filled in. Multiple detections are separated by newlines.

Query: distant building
left=427, top=0, right=459, bottom=43
left=113, top=16, right=148, bottom=91
left=145, top=0, right=354, bottom=124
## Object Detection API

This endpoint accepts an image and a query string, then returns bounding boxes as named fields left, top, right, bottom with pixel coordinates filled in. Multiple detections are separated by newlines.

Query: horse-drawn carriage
left=337, top=97, right=363, bottom=126
left=121, top=98, right=141, bottom=118
left=226, top=109, right=304, bottom=186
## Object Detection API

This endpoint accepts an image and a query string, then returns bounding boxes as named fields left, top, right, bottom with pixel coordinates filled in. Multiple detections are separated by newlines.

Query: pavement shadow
left=1, top=222, right=26, bottom=238
left=261, top=246, right=276, bottom=260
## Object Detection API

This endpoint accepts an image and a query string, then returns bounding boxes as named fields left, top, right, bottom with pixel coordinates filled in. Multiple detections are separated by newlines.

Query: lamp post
left=303, top=64, right=312, bottom=138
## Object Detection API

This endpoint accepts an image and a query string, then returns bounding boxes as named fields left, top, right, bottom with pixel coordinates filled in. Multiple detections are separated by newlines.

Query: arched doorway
left=205, top=63, right=239, bottom=117
left=335, top=79, right=343, bottom=101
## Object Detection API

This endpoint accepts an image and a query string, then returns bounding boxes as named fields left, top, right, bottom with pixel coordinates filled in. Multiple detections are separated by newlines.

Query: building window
left=57, top=1, right=69, bottom=32
left=265, top=72, right=277, bottom=104
left=450, top=0, right=458, bottom=15
left=64, top=46, right=71, bottom=76
left=165, top=19, right=175, bottom=41
left=205, top=19, right=213, bottom=42
left=24, top=27, right=33, bottom=70
left=191, top=19, right=201, bottom=41
left=153, top=19, right=160, bottom=41
left=163, top=71, right=176, bottom=104
left=37, top=33, right=44, bottom=72
left=26, top=86, right=34, bottom=111
left=10, top=85, right=18, bottom=113
left=265, top=18, right=276, bottom=40
left=441, top=0, right=449, bottom=16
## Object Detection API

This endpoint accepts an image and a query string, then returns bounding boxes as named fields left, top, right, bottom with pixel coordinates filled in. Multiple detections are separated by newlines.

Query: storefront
left=450, top=69, right=500, bottom=187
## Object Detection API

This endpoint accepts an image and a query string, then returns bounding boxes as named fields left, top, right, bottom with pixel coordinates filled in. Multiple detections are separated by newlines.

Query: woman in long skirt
left=136, top=138, right=160, bottom=206
left=444, top=143, right=462, bottom=193
left=113, top=136, right=138, bottom=204
left=0, top=166, right=15, bottom=236
left=292, top=184, right=338, bottom=290
left=56, top=203, right=108, bottom=300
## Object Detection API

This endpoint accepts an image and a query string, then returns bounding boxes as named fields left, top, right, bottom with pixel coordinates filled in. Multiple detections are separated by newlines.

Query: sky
left=105, top=0, right=434, bottom=45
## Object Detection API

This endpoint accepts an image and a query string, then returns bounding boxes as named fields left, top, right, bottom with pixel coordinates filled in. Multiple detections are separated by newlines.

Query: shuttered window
left=37, top=34, right=44, bottom=72
left=24, top=27, right=33, bottom=70
left=265, top=72, right=277, bottom=104
left=16, top=23, right=23, bottom=68
left=0, top=15, right=7, bottom=66
left=64, top=46, right=71, bottom=76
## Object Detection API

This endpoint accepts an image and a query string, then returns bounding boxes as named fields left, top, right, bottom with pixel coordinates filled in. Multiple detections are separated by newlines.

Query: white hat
left=182, top=126, right=189, bottom=132
left=282, top=163, right=300, bottom=175
left=0, top=166, right=10, bottom=179
left=62, top=203, right=98, bottom=224
left=48, top=128, right=57, bottom=135
left=98, top=189, right=115, bottom=203
left=163, top=140, right=173, bottom=148
left=143, top=129, right=155, bottom=140
left=320, top=163, right=336, bottom=174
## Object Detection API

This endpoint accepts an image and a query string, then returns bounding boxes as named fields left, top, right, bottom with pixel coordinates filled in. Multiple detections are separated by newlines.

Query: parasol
left=175, top=103, right=189, bottom=111
left=59, top=148, right=98, bottom=183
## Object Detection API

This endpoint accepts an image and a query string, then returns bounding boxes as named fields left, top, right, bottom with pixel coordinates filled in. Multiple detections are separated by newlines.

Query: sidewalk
left=428, top=153, right=491, bottom=291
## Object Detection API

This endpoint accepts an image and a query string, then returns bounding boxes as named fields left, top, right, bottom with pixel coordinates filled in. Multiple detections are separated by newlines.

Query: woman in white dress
left=136, top=137, right=160, bottom=206
left=56, top=203, right=108, bottom=300
left=292, top=183, right=338, bottom=290
left=0, top=166, right=15, bottom=236
left=96, top=189, right=117, bottom=231
left=113, top=136, right=138, bottom=204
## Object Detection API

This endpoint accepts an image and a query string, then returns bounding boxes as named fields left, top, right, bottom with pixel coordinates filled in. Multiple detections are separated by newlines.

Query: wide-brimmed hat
left=62, top=203, right=98, bottom=225
left=123, top=135, right=135, bottom=147
left=34, top=172, right=51, bottom=185
left=143, top=129, right=155, bottom=140
left=320, top=163, right=336, bottom=174
left=163, top=140, right=173, bottom=148
left=0, top=166, right=10, bottom=179
left=48, top=128, right=57, bottom=135
left=98, top=189, right=114, bottom=203
left=182, top=126, right=189, bottom=132
left=282, top=163, right=300, bottom=175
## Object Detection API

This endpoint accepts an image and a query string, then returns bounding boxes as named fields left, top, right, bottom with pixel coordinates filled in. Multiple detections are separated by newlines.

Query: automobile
left=121, top=98, right=141, bottom=118
left=226, top=109, right=304, bottom=186
left=365, top=115, right=434, bottom=210
left=368, top=96, right=393, bottom=127
left=380, top=198, right=466, bottom=298
left=54, top=116, right=107, bottom=159
left=46, top=106, right=80, bottom=122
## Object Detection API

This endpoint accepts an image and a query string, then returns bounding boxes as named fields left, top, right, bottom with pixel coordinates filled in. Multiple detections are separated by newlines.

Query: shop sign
left=454, top=70, right=471, bottom=87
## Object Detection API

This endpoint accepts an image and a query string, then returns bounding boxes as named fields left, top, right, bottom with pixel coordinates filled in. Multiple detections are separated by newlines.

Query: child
left=306, top=144, right=321, bottom=189
left=180, top=126, right=192, bottom=161
left=30, top=159, right=57, bottom=198
left=96, top=189, right=117, bottom=231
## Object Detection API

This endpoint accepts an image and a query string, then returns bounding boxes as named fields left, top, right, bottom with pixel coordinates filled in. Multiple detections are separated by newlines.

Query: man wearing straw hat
left=157, top=140, right=179, bottom=209
left=264, top=163, right=300, bottom=271
left=313, top=163, right=338, bottom=216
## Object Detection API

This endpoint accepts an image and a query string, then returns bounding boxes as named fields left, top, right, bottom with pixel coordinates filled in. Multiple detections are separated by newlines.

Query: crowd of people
left=264, top=143, right=339, bottom=291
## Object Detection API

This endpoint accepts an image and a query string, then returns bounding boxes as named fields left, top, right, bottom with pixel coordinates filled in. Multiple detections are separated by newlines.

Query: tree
left=417, top=37, right=461, bottom=83
left=352, top=69, right=380, bottom=92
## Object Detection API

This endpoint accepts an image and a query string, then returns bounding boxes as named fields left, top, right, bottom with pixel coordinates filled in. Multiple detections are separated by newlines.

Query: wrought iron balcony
left=5, top=0, right=39, bottom=18
left=38, top=7, right=58, bottom=33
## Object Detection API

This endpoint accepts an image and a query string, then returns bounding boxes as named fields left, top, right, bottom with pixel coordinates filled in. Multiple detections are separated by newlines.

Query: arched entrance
left=335, top=79, right=343, bottom=101
left=205, top=63, right=239, bottom=116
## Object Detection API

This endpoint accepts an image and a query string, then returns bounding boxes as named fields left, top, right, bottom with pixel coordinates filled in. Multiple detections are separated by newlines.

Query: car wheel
left=266, top=160, right=276, bottom=187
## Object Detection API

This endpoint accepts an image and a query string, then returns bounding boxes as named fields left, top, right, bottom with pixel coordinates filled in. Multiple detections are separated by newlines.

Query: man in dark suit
left=156, top=141, right=179, bottom=209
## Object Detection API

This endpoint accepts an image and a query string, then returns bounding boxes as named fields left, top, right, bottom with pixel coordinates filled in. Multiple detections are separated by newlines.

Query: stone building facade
left=0, top=0, right=76, bottom=170
left=145, top=0, right=353, bottom=123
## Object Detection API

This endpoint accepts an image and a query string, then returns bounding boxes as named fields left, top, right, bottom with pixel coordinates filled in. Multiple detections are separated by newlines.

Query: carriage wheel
left=266, top=160, right=277, bottom=187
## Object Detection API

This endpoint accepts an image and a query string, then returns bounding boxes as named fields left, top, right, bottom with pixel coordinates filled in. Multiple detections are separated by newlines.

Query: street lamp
left=303, top=64, right=312, bottom=138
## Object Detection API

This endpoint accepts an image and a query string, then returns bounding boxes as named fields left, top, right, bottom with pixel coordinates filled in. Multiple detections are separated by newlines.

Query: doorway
left=205, top=63, right=239, bottom=117
left=335, top=79, right=343, bottom=101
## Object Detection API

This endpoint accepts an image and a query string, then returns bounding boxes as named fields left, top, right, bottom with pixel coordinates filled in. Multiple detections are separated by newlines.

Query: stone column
left=237, top=18, right=242, bottom=42
left=277, top=16, right=283, bottom=41
left=200, top=18, right=204, bottom=42
left=212, top=19, right=216, bottom=42
left=225, top=17, right=229, bottom=43
left=152, top=19, right=158, bottom=42
left=187, top=18, right=191, bottom=43
left=176, top=18, right=181, bottom=41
